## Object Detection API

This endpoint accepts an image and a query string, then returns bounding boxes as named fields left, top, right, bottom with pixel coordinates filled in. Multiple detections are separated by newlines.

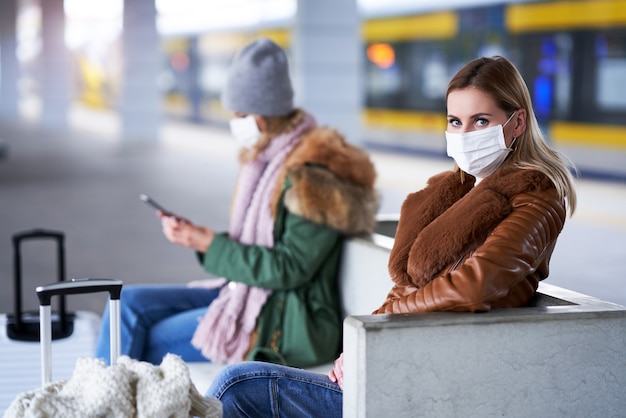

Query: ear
left=513, top=108, right=527, bottom=138
left=254, top=115, right=267, bottom=132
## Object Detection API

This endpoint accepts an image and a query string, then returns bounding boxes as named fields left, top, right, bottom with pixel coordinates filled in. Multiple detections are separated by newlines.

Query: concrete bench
left=342, top=271, right=626, bottom=417
left=189, top=219, right=626, bottom=418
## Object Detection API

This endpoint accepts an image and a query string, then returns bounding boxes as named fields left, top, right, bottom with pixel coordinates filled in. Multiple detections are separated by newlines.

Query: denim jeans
left=95, top=284, right=221, bottom=365
left=207, top=361, right=343, bottom=418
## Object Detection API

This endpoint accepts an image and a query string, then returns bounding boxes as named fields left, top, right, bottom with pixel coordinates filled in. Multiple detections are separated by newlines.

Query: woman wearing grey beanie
left=95, top=38, right=378, bottom=370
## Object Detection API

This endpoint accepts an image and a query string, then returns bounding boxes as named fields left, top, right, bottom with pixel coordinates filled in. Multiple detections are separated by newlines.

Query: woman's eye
left=448, top=119, right=461, bottom=127
left=476, top=118, right=489, bottom=127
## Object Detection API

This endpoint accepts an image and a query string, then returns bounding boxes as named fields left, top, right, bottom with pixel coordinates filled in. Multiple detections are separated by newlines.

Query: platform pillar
left=40, top=0, right=70, bottom=129
left=0, top=0, right=19, bottom=122
left=292, top=0, right=362, bottom=143
left=120, top=0, right=161, bottom=143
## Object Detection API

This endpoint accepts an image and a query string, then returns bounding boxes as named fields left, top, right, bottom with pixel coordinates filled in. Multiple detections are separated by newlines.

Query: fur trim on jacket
left=389, top=166, right=556, bottom=288
left=273, top=126, right=379, bottom=236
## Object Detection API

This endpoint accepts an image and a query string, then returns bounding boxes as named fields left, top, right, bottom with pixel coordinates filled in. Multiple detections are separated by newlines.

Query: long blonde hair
left=239, top=109, right=305, bottom=163
left=446, top=56, right=577, bottom=215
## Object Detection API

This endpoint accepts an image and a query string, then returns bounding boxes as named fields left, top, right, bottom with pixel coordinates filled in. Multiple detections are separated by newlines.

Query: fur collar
left=278, top=127, right=379, bottom=236
left=393, top=167, right=555, bottom=287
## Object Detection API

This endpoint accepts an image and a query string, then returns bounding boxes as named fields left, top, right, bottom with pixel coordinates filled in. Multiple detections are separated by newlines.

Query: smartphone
left=139, top=194, right=173, bottom=216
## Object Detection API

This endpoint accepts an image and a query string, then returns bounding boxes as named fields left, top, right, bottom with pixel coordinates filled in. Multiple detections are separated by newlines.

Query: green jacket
left=202, top=191, right=344, bottom=366
left=200, top=126, right=378, bottom=367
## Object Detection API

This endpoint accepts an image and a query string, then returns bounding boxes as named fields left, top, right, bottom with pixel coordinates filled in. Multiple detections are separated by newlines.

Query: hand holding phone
left=139, top=194, right=174, bottom=217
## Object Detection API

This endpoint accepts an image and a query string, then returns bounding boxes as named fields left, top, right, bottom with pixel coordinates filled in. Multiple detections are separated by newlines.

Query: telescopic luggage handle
left=12, top=229, right=68, bottom=337
left=36, top=278, right=123, bottom=385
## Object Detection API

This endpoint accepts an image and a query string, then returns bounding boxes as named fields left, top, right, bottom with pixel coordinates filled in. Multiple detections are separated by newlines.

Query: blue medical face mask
left=445, top=111, right=517, bottom=178
left=229, top=115, right=260, bottom=148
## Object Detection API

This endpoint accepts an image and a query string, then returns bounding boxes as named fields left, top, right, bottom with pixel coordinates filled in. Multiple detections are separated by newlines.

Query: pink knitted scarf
left=189, top=112, right=316, bottom=364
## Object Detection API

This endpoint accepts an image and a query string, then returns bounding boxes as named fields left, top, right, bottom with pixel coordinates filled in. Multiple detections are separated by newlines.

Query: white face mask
left=229, top=115, right=260, bottom=148
left=445, top=112, right=517, bottom=178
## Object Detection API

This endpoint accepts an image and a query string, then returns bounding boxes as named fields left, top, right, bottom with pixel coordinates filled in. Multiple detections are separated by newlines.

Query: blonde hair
left=239, top=109, right=304, bottom=163
left=446, top=56, right=577, bottom=215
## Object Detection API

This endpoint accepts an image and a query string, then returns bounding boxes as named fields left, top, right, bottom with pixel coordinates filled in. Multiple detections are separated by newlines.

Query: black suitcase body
left=0, top=230, right=103, bottom=411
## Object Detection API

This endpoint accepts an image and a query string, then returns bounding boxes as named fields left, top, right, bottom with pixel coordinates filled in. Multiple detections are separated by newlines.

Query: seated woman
left=94, top=38, right=378, bottom=368
left=205, top=55, right=577, bottom=417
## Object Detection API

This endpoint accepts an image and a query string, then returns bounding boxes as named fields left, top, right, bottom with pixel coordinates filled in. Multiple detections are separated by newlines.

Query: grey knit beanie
left=221, top=37, right=294, bottom=117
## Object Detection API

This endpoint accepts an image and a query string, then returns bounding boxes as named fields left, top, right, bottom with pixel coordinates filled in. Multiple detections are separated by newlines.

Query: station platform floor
left=1, top=105, right=625, bottom=318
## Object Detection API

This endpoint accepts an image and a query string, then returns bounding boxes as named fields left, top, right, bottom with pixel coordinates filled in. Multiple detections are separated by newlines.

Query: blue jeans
left=95, top=284, right=221, bottom=364
left=207, top=361, right=343, bottom=418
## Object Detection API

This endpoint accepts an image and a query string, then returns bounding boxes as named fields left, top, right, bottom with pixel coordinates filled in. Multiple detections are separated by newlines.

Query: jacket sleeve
left=374, top=189, right=567, bottom=314
left=201, top=211, right=342, bottom=291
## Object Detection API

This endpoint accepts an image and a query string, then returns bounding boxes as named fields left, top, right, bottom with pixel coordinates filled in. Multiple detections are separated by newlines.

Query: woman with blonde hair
left=446, top=55, right=577, bottom=209
left=205, top=55, right=577, bottom=418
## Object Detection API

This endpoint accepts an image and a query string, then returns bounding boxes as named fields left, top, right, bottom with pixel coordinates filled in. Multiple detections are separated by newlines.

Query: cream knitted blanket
left=4, top=354, right=222, bottom=418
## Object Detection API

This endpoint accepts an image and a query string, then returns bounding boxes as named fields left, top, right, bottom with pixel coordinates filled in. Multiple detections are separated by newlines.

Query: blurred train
left=80, top=0, right=626, bottom=181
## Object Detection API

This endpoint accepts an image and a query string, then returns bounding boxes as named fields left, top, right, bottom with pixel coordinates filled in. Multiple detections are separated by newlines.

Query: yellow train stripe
left=162, top=38, right=190, bottom=53
left=256, top=29, right=291, bottom=48
left=198, top=32, right=253, bottom=54
left=550, top=121, right=626, bottom=149
left=362, top=12, right=458, bottom=42
left=196, top=29, right=290, bottom=53
left=363, top=109, right=447, bottom=132
left=507, top=0, right=626, bottom=33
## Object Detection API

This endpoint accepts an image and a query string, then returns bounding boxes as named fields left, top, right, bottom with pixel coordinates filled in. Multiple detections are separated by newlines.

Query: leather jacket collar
left=391, top=167, right=555, bottom=288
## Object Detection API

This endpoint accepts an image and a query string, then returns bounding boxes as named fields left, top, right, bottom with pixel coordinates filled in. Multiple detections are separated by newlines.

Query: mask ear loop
left=503, top=110, right=517, bottom=127
left=504, top=110, right=519, bottom=150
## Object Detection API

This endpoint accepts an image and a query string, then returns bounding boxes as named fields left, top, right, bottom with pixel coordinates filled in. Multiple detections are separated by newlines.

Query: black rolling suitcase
left=0, top=230, right=103, bottom=412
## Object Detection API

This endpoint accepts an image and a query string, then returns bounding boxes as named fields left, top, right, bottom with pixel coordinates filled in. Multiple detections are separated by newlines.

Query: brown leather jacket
left=374, top=167, right=567, bottom=314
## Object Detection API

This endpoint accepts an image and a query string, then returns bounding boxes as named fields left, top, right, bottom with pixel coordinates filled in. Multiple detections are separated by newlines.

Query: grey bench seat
left=343, top=282, right=626, bottom=417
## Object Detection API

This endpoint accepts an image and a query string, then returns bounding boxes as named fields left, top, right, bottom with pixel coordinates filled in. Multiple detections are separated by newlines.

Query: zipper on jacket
left=269, top=329, right=281, bottom=352
left=448, top=251, right=472, bottom=273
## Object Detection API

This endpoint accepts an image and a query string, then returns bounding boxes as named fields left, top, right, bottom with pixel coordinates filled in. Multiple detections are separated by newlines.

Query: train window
left=405, top=43, right=449, bottom=109
left=516, top=32, right=573, bottom=123
left=364, top=40, right=452, bottom=112
left=595, top=32, right=626, bottom=112
left=200, top=61, right=229, bottom=97
left=421, top=53, right=448, bottom=100
left=416, top=42, right=449, bottom=110
left=364, top=42, right=403, bottom=109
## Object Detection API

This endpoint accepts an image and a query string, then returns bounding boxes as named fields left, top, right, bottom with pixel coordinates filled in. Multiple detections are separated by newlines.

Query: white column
left=292, top=0, right=362, bottom=143
left=40, top=0, right=70, bottom=129
left=0, top=0, right=19, bottom=121
left=120, top=0, right=161, bottom=143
